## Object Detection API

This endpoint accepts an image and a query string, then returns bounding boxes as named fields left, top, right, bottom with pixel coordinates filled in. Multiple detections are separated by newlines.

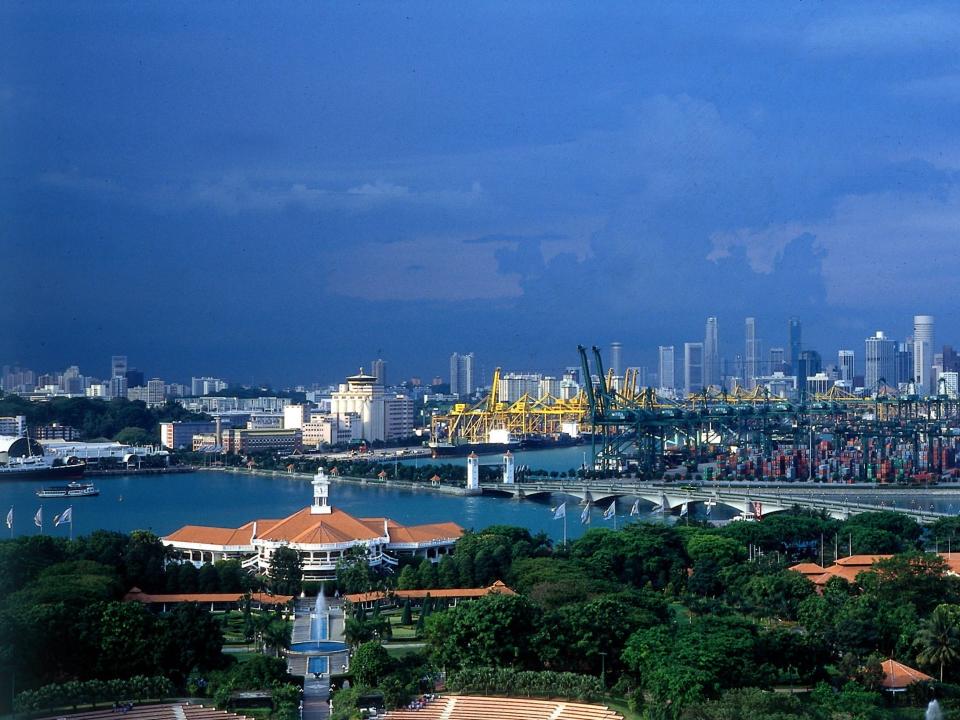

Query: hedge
left=14, top=675, right=175, bottom=712
left=446, top=668, right=603, bottom=701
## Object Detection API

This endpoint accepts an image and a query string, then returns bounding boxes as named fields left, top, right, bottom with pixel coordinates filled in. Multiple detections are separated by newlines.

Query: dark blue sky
left=4, top=2, right=960, bottom=385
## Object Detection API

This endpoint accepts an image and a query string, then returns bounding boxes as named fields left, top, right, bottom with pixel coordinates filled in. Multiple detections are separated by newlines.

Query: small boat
left=36, top=481, right=99, bottom=498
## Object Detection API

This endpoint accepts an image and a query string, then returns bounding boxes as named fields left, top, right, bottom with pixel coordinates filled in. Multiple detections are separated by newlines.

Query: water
left=312, top=589, right=328, bottom=640
left=3, top=465, right=958, bottom=543
left=396, top=444, right=590, bottom=473
left=307, top=656, right=329, bottom=675
left=927, top=699, right=943, bottom=720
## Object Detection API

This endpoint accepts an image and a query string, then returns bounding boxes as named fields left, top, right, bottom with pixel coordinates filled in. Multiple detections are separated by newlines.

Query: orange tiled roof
left=788, top=562, right=826, bottom=576
left=881, top=659, right=933, bottom=689
left=812, top=566, right=864, bottom=585
left=834, top=554, right=894, bottom=567
left=256, top=506, right=387, bottom=545
left=383, top=519, right=465, bottom=544
left=164, top=521, right=268, bottom=546
left=345, top=580, right=516, bottom=604
left=124, top=588, right=293, bottom=605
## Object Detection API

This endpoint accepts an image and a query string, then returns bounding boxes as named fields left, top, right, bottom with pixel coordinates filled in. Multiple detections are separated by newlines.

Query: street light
left=599, top=651, right=607, bottom=688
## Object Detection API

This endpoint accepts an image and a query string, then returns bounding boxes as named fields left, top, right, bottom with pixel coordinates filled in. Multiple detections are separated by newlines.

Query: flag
left=680, top=502, right=688, bottom=517
left=553, top=502, right=566, bottom=520
left=34, top=507, right=42, bottom=527
left=603, top=500, right=616, bottom=521
left=5, top=507, right=11, bottom=529
left=580, top=503, right=591, bottom=525
left=630, top=499, right=640, bottom=517
left=55, top=507, right=72, bottom=526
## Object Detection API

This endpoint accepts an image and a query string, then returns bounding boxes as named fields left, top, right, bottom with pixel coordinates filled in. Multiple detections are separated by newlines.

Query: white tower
left=466, top=452, right=479, bottom=490
left=311, top=468, right=332, bottom=514
left=503, top=451, right=515, bottom=484
left=914, top=315, right=935, bottom=395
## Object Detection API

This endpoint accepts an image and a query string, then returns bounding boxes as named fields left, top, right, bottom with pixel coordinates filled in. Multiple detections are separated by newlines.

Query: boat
left=36, top=481, right=99, bottom=498
left=0, top=435, right=87, bottom=480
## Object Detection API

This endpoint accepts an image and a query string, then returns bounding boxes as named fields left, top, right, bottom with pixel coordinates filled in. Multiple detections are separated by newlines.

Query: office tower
left=371, top=358, right=387, bottom=385
left=610, top=342, right=623, bottom=380
left=745, top=317, right=759, bottom=389
left=111, top=355, right=128, bottom=379
left=941, top=371, right=959, bottom=399
left=449, top=352, right=475, bottom=397
left=797, top=350, right=821, bottom=399
left=769, top=347, right=785, bottom=373
left=944, top=346, right=960, bottom=373
left=125, top=369, right=144, bottom=389
left=838, top=350, right=855, bottom=385
left=658, top=346, right=675, bottom=390
left=914, top=315, right=935, bottom=394
left=704, top=317, right=719, bottom=388
left=895, top=342, right=914, bottom=386
left=684, top=342, right=704, bottom=396
left=865, top=332, right=897, bottom=390
left=787, top=317, right=802, bottom=374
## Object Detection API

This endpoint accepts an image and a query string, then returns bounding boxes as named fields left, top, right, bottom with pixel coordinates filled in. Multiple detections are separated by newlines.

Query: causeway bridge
left=479, top=479, right=960, bottom=521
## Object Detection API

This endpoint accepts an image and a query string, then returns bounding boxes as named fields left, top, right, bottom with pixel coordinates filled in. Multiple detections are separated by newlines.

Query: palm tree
left=262, top=618, right=292, bottom=657
left=917, top=605, right=960, bottom=682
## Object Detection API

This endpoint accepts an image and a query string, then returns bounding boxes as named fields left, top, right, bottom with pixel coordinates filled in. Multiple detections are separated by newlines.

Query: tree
left=397, top=565, right=419, bottom=590
left=115, top=427, right=151, bottom=446
left=123, top=531, right=169, bottom=592
left=917, top=605, right=960, bottom=682
left=96, top=601, right=160, bottom=679
left=438, top=555, right=459, bottom=588
left=352, top=641, right=393, bottom=685
left=156, top=603, right=225, bottom=687
left=401, top=599, right=412, bottom=625
left=336, top=549, right=375, bottom=594
left=269, top=546, right=303, bottom=596
left=262, top=618, right=292, bottom=658
left=198, top=563, right=219, bottom=592
left=417, top=558, right=438, bottom=590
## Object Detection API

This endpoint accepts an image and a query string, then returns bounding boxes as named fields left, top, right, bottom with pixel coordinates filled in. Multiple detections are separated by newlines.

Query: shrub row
left=446, top=667, right=602, bottom=701
left=14, top=675, right=174, bottom=712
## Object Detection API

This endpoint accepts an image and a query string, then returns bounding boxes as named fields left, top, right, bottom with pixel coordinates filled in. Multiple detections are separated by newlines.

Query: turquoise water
left=307, top=657, right=329, bottom=674
left=395, top=445, right=591, bottom=473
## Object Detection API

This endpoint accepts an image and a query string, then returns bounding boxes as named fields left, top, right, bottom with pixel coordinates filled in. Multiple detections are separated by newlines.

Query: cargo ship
left=428, top=431, right=583, bottom=458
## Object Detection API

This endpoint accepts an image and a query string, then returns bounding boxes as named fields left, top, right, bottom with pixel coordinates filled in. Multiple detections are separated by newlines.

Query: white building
left=941, top=371, right=959, bottom=399
left=838, top=350, right=855, bottom=385
left=914, top=315, right=935, bottom=395
left=658, top=346, right=675, bottom=391
left=0, top=416, right=26, bottom=437
left=865, top=331, right=897, bottom=391
left=450, top=352, right=475, bottom=397
left=384, top=394, right=415, bottom=440
left=330, top=369, right=386, bottom=442
left=283, top=404, right=311, bottom=430
left=163, top=469, right=463, bottom=581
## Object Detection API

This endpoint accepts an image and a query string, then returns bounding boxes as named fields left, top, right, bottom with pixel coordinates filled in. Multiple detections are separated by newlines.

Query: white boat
left=36, top=481, right=99, bottom=498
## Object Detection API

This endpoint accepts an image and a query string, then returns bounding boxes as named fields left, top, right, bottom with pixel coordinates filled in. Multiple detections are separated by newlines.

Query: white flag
left=630, top=499, right=640, bottom=517
left=680, top=502, right=688, bottom=517
left=5, top=507, right=11, bottom=529
left=553, top=502, right=566, bottom=520
left=603, top=500, right=616, bottom=521
left=34, top=507, right=42, bottom=527
left=580, top=503, right=591, bottom=525
left=55, top=507, right=72, bottom=526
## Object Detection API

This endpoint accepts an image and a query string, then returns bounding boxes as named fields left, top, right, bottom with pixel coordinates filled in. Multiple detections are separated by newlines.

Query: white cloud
left=708, top=188, right=960, bottom=306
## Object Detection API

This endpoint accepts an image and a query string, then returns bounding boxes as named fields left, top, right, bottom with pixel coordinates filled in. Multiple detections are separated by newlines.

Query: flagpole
left=563, top=511, right=567, bottom=547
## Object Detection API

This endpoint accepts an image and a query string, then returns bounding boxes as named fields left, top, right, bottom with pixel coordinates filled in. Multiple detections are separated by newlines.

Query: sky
left=4, top=2, right=960, bottom=386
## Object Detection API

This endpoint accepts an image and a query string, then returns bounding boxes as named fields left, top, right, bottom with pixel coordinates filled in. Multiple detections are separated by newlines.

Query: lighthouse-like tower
left=466, top=452, right=479, bottom=491
left=503, top=451, right=515, bottom=484
left=311, top=468, right=332, bottom=514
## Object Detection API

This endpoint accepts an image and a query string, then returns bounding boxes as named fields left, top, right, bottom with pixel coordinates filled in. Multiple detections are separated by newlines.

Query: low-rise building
left=163, top=469, right=463, bottom=582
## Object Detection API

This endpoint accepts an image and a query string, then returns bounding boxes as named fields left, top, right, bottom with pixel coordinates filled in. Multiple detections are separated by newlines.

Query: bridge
left=479, top=479, right=956, bottom=522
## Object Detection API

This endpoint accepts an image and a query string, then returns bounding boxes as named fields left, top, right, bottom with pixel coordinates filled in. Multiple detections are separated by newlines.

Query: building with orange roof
left=123, top=587, right=293, bottom=612
left=163, top=469, right=463, bottom=582
left=880, top=659, right=933, bottom=691
left=344, top=580, right=516, bottom=610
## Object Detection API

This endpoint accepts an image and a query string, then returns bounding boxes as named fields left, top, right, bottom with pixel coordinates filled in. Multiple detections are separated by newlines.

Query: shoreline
left=202, top=465, right=475, bottom=496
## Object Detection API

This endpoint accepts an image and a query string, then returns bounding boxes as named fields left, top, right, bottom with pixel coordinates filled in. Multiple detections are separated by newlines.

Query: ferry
left=36, top=481, right=99, bottom=498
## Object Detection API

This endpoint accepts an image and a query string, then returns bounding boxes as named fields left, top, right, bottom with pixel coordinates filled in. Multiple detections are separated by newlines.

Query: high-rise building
left=371, top=358, right=387, bottom=386
left=658, top=346, right=675, bottom=390
left=125, top=369, right=144, bottom=389
left=684, top=342, right=704, bottom=396
left=610, top=342, right=623, bottom=381
left=769, top=347, right=785, bottom=373
left=146, top=378, right=166, bottom=406
left=865, top=332, right=897, bottom=391
left=896, top=342, right=914, bottom=387
left=330, top=369, right=386, bottom=441
left=111, top=355, right=128, bottom=379
left=913, top=315, right=935, bottom=394
left=941, top=371, right=959, bottom=399
left=704, top=317, right=719, bottom=388
left=838, top=350, right=855, bottom=386
left=449, top=352, right=475, bottom=397
left=745, top=317, right=759, bottom=389
left=797, top=350, right=821, bottom=399
left=787, top=318, right=802, bottom=374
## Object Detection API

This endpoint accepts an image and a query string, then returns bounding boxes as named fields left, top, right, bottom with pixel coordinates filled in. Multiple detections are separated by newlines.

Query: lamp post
left=599, top=651, right=607, bottom=688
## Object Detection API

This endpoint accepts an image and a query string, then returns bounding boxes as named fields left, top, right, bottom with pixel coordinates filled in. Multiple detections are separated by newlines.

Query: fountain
left=926, top=699, right=943, bottom=720
left=290, top=583, right=347, bottom=654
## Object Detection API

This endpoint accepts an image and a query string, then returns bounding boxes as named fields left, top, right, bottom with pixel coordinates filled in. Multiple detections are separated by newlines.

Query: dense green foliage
left=0, top=392, right=208, bottom=443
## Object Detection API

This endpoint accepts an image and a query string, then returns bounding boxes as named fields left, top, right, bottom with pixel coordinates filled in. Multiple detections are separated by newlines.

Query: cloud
left=708, top=187, right=960, bottom=307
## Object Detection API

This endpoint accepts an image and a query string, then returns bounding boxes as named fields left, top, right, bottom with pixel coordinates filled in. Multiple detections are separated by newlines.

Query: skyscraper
left=684, top=342, right=704, bottom=396
left=896, top=342, right=914, bottom=387
left=838, top=350, right=855, bottom=386
left=111, top=355, right=128, bottom=379
left=787, top=318, right=802, bottom=374
left=769, top=347, right=785, bottom=373
left=744, top=317, right=759, bottom=389
left=610, top=342, right=623, bottom=381
left=658, top=346, right=675, bottom=390
left=914, top=315, right=935, bottom=394
left=449, top=352, right=475, bottom=397
left=704, top=317, right=719, bottom=388
left=371, top=358, right=387, bottom=386
left=865, top=332, right=897, bottom=391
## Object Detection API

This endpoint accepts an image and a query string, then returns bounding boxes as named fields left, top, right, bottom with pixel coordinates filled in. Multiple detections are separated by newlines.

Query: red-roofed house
left=881, top=659, right=933, bottom=692
left=163, top=469, right=463, bottom=582
left=344, top=580, right=517, bottom=610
